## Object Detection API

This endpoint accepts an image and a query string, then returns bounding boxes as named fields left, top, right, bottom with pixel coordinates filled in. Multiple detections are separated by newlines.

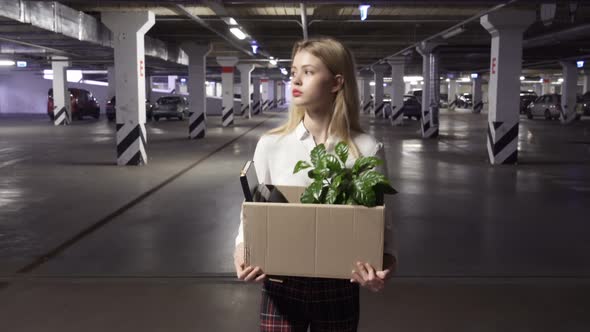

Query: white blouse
left=235, top=119, right=396, bottom=257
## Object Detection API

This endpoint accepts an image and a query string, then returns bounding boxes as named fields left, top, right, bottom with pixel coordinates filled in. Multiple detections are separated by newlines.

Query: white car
left=526, top=94, right=561, bottom=120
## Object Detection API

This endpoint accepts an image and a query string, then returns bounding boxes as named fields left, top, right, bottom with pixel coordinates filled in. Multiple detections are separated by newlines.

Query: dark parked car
left=525, top=94, right=561, bottom=120
left=47, top=88, right=100, bottom=120
left=519, top=91, right=538, bottom=114
left=456, top=93, right=472, bottom=108
left=402, top=95, right=422, bottom=120
left=106, top=96, right=153, bottom=122
left=152, top=95, right=189, bottom=121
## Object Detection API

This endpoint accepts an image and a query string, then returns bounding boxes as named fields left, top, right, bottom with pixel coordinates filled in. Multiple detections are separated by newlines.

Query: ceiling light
left=280, top=67, right=288, bottom=76
left=0, top=60, right=15, bottom=66
left=557, top=78, right=564, bottom=83
left=16, top=61, right=27, bottom=68
left=369, top=81, right=375, bottom=86
left=445, top=78, right=450, bottom=82
left=470, top=73, right=478, bottom=79
left=229, top=17, right=238, bottom=25
left=230, top=27, right=246, bottom=40
left=577, top=60, right=584, bottom=68
left=442, top=27, right=465, bottom=40
left=269, top=59, right=277, bottom=66
left=520, top=76, right=525, bottom=81
left=359, top=5, right=370, bottom=21
left=403, top=76, right=423, bottom=83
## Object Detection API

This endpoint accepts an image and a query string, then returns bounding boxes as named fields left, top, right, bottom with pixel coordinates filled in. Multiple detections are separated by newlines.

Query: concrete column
left=216, top=56, right=238, bottom=127
left=107, top=65, right=116, bottom=102
left=270, top=80, right=278, bottom=110
left=182, top=42, right=211, bottom=139
left=387, top=57, right=405, bottom=126
left=542, top=78, right=552, bottom=95
left=276, top=81, right=283, bottom=106
left=358, top=69, right=372, bottom=114
left=252, top=76, right=261, bottom=115
left=280, top=81, right=287, bottom=105
left=51, top=56, right=70, bottom=126
left=583, top=74, right=590, bottom=93
left=481, top=9, right=535, bottom=165
left=264, top=79, right=276, bottom=111
left=371, top=63, right=388, bottom=118
left=404, top=82, right=411, bottom=94
left=560, top=61, right=578, bottom=124
left=472, top=77, right=483, bottom=113
left=237, top=64, right=255, bottom=118
left=417, top=41, right=441, bottom=138
left=440, top=81, right=449, bottom=94
left=533, top=83, right=542, bottom=96
left=448, top=79, right=457, bottom=106
left=168, top=75, right=177, bottom=93
left=102, top=11, right=155, bottom=166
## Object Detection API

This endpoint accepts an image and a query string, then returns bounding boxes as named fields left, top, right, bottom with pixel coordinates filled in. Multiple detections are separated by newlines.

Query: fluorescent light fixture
left=445, top=78, right=450, bottom=82
left=459, top=77, right=471, bottom=82
left=269, top=59, right=277, bottom=66
left=0, top=60, right=15, bottom=66
left=403, top=75, right=423, bottom=83
left=369, top=81, right=375, bottom=86
left=81, top=80, right=108, bottom=86
left=359, top=5, right=370, bottom=21
left=251, top=45, right=258, bottom=54
left=180, top=78, right=187, bottom=83
left=230, top=27, right=246, bottom=40
left=16, top=61, right=27, bottom=68
left=520, top=76, right=525, bottom=81
left=280, top=67, right=288, bottom=76
left=442, top=27, right=465, bottom=40
left=269, top=56, right=274, bottom=60
left=539, top=78, right=544, bottom=83
left=577, top=60, right=584, bottom=68
left=470, top=73, right=478, bottom=79
left=42, top=69, right=83, bottom=82
left=383, top=83, right=387, bottom=87
left=229, top=17, right=238, bottom=25
left=557, top=78, right=564, bottom=83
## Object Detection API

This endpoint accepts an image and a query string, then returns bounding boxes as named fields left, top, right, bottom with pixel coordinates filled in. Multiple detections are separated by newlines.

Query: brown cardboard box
left=242, top=185, right=384, bottom=279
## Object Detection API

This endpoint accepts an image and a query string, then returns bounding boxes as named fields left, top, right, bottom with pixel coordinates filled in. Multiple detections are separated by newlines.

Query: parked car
left=402, top=95, right=422, bottom=120
left=47, top=88, right=100, bottom=120
left=519, top=91, right=538, bottom=114
left=152, top=95, right=189, bottom=121
left=456, top=93, right=472, bottom=108
left=106, top=96, right=153, bottom=122
left=525, top=94, right=561, bottom=120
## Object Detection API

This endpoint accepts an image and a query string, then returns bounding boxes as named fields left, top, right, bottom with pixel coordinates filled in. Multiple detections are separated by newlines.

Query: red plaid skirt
left=260, top=276, right=360, bottom=332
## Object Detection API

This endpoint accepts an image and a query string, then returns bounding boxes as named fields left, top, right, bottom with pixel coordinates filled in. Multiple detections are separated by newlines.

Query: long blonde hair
left=266, top=38, right=364, bottom=158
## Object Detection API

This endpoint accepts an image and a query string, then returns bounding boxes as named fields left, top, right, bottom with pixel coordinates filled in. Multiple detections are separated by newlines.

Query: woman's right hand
left=234, top=243, right=266, bottom=282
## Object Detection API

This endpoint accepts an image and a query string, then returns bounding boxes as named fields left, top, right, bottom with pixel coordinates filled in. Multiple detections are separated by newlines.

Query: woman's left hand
left=350, top=254, right=396, bottom=292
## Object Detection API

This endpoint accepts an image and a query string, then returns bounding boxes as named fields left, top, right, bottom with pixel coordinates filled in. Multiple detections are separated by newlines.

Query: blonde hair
left=266, top=37, right=364, bottom=158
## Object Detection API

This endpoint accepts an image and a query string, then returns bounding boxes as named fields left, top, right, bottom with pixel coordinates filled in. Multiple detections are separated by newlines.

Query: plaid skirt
left=260, top=276, right=360, bottom=332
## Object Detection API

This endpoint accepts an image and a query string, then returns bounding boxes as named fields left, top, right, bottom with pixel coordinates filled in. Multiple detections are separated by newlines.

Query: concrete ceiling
left=1, top=1, right=590, bottom=80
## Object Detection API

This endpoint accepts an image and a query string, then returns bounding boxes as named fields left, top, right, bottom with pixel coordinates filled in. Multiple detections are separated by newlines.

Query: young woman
left=234, top=37, right=397, bottom=332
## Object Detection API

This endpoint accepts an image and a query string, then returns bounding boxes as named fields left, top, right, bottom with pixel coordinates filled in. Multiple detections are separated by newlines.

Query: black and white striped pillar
left=560, top=61, right=578, bottom=125
left=252, top=76, right=261, bottom=115
left=102, top=11, right=155, bottom=166
left=481, top=9, right=535, bottom=165
left=362, top=100, right=373, bottom=114
left=388, top=57, right=405, bottom=126
left=371, top=63, right=388, bottom=118
left=51, top=56, right=71, bottom=126
left=216, top=56, right=239, bottom=127
left=487, top=121, right=518, bottom=164
left=358, top=69, right=373, bottom=115
left=116, top=123, right=147, bottom=165
left=472, top=76, right=483, bottom=114
left=417, top=41, right=440, bottom=138
left=182, top=42, right=211, bottom=139
left=237, top=64, right=255, bottom=119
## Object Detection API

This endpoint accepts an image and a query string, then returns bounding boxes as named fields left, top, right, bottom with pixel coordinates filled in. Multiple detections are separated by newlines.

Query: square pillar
left=560, top=61, right=577, bottom=124
left=387, top=57, right=405, bottom=126
left=216, top=56, right=239, bottom=127
left=183, top=42, right=211, bottom=139
left=237, top=64, right=255, bottom=118
left=371, top=63, right=388, bottom=118
left=51, top=56, right=71, bottom=126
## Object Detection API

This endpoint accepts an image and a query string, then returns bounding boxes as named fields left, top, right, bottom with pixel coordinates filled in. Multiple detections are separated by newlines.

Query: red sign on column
left=491, top=57, right=496, bottom=75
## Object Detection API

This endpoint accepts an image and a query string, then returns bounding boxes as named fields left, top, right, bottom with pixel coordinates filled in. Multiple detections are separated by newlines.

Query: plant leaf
left=358, top=170, right=387, bottom=189
left=293, top=160, right=312, bottom=174
left=300, top=186, right=317, bottom=203
left=335, top=141, right=349, bottom=164
left=324, top=154, right=342, bottom=173
left=352, top=156, right=383, bottom=175
left=310, top=144, right=327, bottom=167
left=309, top=180, right=324, bottom=201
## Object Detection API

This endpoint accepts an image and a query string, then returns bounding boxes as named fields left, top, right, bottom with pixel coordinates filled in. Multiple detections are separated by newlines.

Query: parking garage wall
left=0, top=70, right=108, bottom=115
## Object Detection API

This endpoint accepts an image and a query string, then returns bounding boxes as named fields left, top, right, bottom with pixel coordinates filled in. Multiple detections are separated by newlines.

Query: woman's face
left=290, top=50, right=342, bottom=108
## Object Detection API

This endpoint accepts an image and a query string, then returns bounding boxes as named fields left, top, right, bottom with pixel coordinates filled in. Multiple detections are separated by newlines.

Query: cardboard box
left=242, top=185, right=384, bottom=279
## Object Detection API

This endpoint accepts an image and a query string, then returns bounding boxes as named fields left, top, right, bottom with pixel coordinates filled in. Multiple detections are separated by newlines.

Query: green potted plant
left=293, top=141, right=397, bottom=207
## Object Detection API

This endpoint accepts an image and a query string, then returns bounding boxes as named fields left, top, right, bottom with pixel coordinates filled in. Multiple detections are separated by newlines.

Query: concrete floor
left=1, top=109, right=590, bottom=331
